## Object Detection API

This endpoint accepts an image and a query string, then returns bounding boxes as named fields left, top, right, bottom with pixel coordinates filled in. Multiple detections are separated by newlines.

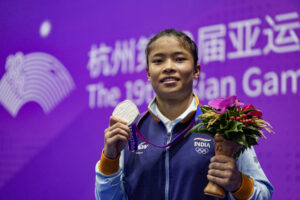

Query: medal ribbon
left=129, top=106, right=202, bottom=150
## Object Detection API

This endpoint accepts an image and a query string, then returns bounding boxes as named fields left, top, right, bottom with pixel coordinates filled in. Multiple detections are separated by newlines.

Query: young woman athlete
left=95, top=29, right=273, bottom=200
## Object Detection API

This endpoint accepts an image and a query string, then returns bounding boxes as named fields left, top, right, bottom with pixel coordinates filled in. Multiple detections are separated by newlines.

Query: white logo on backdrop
left=0, top=52, right=75, bottom=117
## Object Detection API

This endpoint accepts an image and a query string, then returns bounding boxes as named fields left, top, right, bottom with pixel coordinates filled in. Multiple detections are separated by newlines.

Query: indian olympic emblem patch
left=193, top=137, right=211, bottom=155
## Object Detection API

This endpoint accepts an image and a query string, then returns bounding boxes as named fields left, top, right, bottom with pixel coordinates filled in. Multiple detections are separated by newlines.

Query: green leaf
left=225, top=120, right=242, bottom=133
left=234, top=134, right=247, bottom=146
left=241, top=109, right=258, bottom=115
left=245, top=126, right=262, bottom=137
left=188, top=123, right=203, bottom=133
left=246, top=134, right=258, bottom=146
left=200, top=106, right=212, bottom=113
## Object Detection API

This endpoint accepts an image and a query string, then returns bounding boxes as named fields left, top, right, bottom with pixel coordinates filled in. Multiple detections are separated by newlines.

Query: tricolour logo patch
left=194, top=137, right=212, bottom=142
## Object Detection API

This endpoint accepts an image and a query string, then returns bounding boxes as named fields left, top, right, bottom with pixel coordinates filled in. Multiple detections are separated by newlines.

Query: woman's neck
left=156, top=94, right=194, bottom=121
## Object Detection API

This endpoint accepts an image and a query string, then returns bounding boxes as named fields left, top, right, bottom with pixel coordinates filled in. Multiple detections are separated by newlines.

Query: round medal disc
left=112, top=100, right=140, bottom=125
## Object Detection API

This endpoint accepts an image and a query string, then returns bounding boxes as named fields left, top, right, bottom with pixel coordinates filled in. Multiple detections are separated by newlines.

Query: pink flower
left=208, top=95, right=244, bottom=114
left=242, top=104, right=262, bottom=119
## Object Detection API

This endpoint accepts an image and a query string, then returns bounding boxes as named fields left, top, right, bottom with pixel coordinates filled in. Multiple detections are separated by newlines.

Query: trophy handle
left=204, top=133, right=240, bottom=198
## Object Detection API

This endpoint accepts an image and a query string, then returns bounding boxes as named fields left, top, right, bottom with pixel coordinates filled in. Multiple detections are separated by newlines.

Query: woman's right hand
left=103, top=116, right=131, bottom=159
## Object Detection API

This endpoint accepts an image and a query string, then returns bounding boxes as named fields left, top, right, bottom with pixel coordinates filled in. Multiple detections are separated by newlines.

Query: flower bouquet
left=188, top=95, right=274, bottom=198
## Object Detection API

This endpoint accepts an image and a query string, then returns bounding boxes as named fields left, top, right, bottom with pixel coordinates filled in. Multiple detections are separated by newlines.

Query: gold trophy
left=203, top=134, right=241, bottom=198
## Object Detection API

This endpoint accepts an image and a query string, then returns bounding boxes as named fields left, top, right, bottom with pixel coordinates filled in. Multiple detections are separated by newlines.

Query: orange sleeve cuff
left=98, top=150, right=120, bottom=175
left=231, top=172, right=254, bottom=200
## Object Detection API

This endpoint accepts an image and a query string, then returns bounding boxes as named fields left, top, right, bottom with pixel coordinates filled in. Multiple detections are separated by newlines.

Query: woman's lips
left=160, top=76, right=180, bottom=83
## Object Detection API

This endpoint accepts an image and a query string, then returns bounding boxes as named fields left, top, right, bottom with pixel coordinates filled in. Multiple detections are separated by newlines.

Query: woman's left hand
left=207, top=155, right=242, bottom=192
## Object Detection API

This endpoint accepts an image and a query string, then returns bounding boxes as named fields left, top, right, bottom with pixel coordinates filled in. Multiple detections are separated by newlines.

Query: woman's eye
left=152, top=59, right=162, bottom=64
left=176, top=57, right=186, bottom=62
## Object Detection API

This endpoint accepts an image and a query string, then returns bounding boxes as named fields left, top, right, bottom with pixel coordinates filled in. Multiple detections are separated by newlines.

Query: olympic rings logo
left=195, top=147, right=209, bottom=154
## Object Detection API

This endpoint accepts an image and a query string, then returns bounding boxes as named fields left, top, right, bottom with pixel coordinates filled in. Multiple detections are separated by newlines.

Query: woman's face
left=147, top=36, right=199, bottom=101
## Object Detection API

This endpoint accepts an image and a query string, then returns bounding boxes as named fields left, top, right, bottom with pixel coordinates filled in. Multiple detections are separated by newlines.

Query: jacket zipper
left=165, top=131, right=171, bottom=200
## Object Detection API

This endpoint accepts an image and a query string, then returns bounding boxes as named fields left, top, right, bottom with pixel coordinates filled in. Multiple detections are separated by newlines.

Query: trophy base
left=204, top=182, right=225, bottom=198
left=204, top=192, right=225, bottom=198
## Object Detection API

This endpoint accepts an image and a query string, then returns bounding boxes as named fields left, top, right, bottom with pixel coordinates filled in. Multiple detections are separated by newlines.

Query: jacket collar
left=146, top=94, right=201, bottom=124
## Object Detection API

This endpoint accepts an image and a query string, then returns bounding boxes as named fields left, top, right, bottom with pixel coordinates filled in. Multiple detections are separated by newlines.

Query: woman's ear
left=193, top=64, right=201, bottom=78
left=146, top=68, right=151, bottom=80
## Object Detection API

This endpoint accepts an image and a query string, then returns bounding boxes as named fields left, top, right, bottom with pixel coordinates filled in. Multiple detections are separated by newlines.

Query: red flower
left=242, top=104, right=262, bottom=118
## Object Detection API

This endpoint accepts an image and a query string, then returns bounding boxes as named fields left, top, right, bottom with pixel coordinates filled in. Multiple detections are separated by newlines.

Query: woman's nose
left=162, top=59, right=176, bottom=73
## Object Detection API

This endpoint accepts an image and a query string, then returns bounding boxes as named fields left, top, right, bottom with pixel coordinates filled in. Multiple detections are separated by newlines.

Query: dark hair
left=145, top=29, right=198, bottom=68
